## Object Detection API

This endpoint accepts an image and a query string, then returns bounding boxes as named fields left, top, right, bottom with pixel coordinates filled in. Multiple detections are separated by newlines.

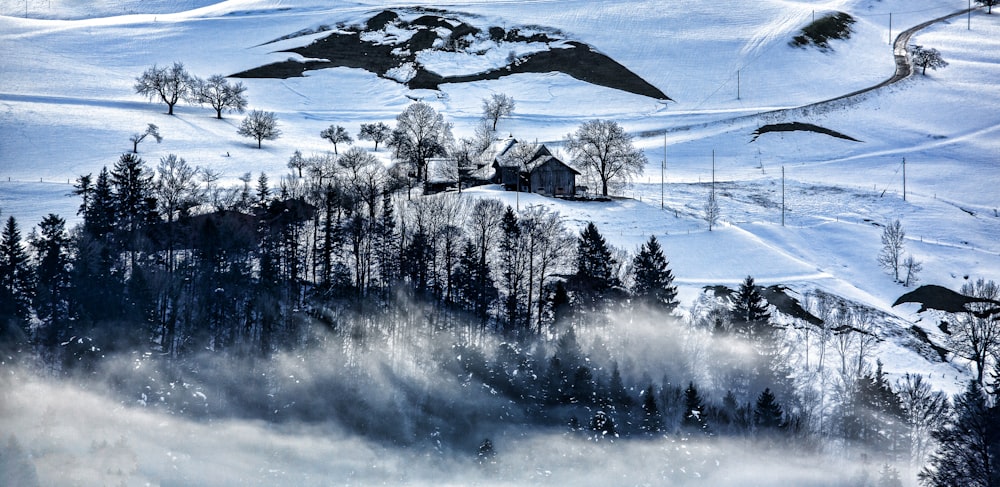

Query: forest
left=2, top=130, right=998, bottom=486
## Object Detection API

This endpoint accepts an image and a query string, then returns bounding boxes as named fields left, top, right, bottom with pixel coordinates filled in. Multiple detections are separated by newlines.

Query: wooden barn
left=490, top=138, right=579, bottom=196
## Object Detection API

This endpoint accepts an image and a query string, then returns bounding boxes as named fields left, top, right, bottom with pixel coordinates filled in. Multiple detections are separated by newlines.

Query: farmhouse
left=489, top=137, right=579, bottom=196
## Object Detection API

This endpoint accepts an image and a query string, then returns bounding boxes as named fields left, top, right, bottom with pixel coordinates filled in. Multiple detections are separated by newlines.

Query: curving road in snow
left=656, top=7, right=978, bottom=137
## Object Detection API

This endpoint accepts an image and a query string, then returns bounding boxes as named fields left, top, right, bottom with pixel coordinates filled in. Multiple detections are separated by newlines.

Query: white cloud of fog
left=1, top=358, right=903, bottom=487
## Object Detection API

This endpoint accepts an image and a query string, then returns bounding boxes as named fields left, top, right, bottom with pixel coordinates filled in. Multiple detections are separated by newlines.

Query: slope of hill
left=1, top=0, right=999, bottom=484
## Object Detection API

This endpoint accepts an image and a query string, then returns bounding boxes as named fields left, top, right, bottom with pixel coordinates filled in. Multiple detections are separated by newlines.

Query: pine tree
left=845, top=362, right=907, bottom=456
left=640, top=384, right=663, bottom=435
left=753, top=387, right=785, bottom=433
left=590, top=410, right=617, bottom=439
left=454, top=240, right=496, bottom=322
left=83, top=168, right=117, bottom=239
left=681, top=382, right=710, bottom=436
left=608, top=362, right=634, bottom=411
left=630, top=235, right=678, bottom=312
left=919, top=381, right=998, bottom=487
left=498, top=206, right=526, bottom=334
left=30, top=214, right=73, bottom=348
left=0, top=216, right=33, bottom=346
left=376, top=190, right=399, bottom=293
left=570, top=222, right=619, bottom=312
left=111, top=153, right=156, bottom=234
left=878, top=464, right=903, bottom=487
left=731, top=275, right=771, bottom=338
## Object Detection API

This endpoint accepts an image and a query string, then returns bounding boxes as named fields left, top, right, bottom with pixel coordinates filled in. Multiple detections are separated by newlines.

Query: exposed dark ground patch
left=751, top=122, right=861, bottom=142
left=790, top=12, right=855, bottom=50
left=231, top=9, right=670, bottom=101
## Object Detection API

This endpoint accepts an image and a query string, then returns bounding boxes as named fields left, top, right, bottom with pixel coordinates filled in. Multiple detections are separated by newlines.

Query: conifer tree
left=376, top=190, right=399, bottom=293
left=0, top=216, right=33, bottom=345
left=85, top=168, right=117, bottom=239
left=731, top=275, right=771, bottom=338
left=498, top=206, right=526, bottom=334
left=640, top=384, right=663, bottom=435
left=570, top=222, right=619, bottom=311
left=681, top=382, right=710, bottom=436
left=30, top=214, right=73, bottom=348
left=920, top=381, right=999, bottom=487
left=454, top=240, right=496, bottom=321
left=753, top=388, right=785, bottom=432
left=630, top=235, right=678, bottom=311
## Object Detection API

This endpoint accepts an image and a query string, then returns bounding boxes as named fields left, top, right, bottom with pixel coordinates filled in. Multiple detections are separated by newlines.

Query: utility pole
left=969, top=0, right=972, bottom=30
left=782, top=166, right=786, bottom=226
left=737, top=70, right=741, bottom=100
left=889, top=13, right=892, bottom=45
left=661, top=133, right=666, bottom=209
left=902, top=157, right=906, bottom=202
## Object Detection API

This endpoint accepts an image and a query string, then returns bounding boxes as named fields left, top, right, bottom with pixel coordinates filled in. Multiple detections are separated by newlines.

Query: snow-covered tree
left=134, top=62, right=194, bottom=115
left=704, top=190, right=720, bottom=231
left=910, top=45, right=948, bottom=75
left=238, top=110, right=281, bottom=149
left=565, top=119, right=646, bottom=197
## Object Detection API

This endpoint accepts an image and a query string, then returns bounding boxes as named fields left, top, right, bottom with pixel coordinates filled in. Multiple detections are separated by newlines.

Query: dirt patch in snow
left=751, top=122, right=861, bottom=142
left=231, top=9, right=670, bottom=101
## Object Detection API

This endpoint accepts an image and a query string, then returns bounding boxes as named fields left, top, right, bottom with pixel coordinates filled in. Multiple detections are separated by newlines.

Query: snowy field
left=1, top=0, right=999, bottom=484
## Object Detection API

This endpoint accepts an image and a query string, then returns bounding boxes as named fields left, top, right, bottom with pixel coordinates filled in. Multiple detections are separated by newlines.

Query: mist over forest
left=3, top=1, right=1000, bottom=486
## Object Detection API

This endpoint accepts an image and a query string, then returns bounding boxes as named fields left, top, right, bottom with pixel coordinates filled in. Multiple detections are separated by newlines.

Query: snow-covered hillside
left=1, top=0, right=999, bottom=483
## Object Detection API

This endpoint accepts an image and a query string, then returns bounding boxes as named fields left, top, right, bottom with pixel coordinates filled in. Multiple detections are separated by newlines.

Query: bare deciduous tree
left=134, top=62, right=194, bottom=115
left=193, top=74, right=248, bottom=119
left=287, top=150, right=307, bottom=178
left=949, top=278, right=1000, bottom=384
left=482, top=93, right=515, bottom=131
left=565, top=119, right=646, bottom=196
left=321, top=125, right=353, bottom=154
left=129, top=123, right=162, bottom=153
left=238, top=110, right=281, bottom=149
left=392, top=102, right=451, bottom=182
left=902, top=255, right=922, bottom=287
left=878, top=219, right=906, bottom=282
left=155, top=154, right=202, bottom=224
left=358, top=122, right=391, bottom=152
left=896, top=373, right=948, bottom=467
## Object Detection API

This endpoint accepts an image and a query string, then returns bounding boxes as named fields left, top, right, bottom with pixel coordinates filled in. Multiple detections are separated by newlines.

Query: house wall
left=530, top=162, right=576, bottom=196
